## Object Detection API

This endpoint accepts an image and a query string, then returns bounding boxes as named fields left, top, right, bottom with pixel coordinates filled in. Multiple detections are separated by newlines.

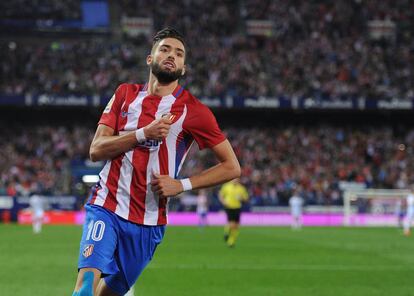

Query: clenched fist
left=151, top=172, right=183, bottom=198
left=144, top=113, right=175, bottom=141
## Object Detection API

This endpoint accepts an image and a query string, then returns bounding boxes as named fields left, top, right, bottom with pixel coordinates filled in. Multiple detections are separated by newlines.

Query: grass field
left=1, top=225, right=414, bottom=296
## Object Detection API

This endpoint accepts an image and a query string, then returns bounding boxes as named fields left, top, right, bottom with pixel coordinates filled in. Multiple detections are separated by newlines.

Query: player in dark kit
left=72, top=27, right=241, bottom=296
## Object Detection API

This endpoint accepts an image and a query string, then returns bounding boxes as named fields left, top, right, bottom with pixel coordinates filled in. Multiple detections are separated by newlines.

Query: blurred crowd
left=180, top=125, right=414, bottom=206
left=2, top=124, right=414, bottom=207
left=0, top=0, right=81, bottom=20
left=0, top=125, right=92, bottom=197
left=2, top=0, right=414, bottom=100
left=1, top=40, right=141, bottom=97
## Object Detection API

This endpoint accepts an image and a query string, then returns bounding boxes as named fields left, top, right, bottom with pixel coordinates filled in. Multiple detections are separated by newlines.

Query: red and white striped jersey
left=89, top=83, right=226, bottom=225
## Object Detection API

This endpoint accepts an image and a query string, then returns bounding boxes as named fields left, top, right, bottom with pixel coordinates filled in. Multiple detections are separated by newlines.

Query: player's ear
left=146, top=55, right=153, bottom=66
left=181, top=65, right=186, bottom=76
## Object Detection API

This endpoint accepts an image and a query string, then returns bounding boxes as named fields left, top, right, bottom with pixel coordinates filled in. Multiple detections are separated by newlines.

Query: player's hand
left=143, top=113, right=175, bottom=141
left=151, top=172, right=183, bottom=198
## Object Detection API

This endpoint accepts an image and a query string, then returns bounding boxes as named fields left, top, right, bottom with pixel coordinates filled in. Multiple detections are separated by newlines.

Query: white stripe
left=124, top=91, right=147, bottom=131
left=94, top=161, right=111, bottom=206
left=148, top=263, right=414, bottom=272
left=113, top=91, right=147, bottom=218
left=144, top=94, right=177, bottom=225
left=144, top=149, right=161, bottom=225
left=154, top=94, right=177, bottom=120
left=166, top=105, right=187, bottom=178
left=169, top=104, right=194, bottom=177
left=124, top=91, right=146, bottom=166
left=114, top=151, right=134, bottom=219
left=163, top=104, right=188, bottom=224
left=176, top=141, right=194, bottom=176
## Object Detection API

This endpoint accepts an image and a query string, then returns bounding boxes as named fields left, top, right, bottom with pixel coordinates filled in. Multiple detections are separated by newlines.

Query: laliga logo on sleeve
left=82, top=244, right=94, bottom=258
left=103, top=95, right=115, bottom=113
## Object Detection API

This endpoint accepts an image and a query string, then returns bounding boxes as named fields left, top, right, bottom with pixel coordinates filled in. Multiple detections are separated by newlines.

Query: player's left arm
left=151, top=139, right=241, bottom=198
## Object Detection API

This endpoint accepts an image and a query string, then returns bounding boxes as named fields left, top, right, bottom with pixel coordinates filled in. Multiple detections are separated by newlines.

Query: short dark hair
left=152, top=27, right=186, bottom=50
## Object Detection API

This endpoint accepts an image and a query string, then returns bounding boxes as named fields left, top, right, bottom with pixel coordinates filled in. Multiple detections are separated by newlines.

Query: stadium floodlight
left=82, top=175, right=100, bottom=183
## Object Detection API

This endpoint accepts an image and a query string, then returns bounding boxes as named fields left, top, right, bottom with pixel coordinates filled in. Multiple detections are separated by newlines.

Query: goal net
left=343, top=189, right=410, bottom=226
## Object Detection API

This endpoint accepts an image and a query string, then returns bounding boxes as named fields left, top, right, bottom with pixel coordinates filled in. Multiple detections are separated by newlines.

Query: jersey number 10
left=86, top=220, right=105, bottom=241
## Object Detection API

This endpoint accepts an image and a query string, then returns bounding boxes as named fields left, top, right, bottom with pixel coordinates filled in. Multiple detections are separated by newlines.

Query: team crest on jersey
left=82, top=244, right=94, bottom=258
left=103, top=95, right=115, bottom=113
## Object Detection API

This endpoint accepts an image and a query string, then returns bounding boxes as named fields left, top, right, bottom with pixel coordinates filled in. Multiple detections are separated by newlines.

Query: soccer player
left=289, top=188, right=304, bottom=230
left=403, top=186, right=414, bottom=236
left=196, top=189, right=208, bottom=227
left=394, top=198, right=404, bottom=228
left=29, top=193, right=44, bottom=234
left=72, top=27, right=240, bottom=296
left=219, top=178, right=249, bottom=247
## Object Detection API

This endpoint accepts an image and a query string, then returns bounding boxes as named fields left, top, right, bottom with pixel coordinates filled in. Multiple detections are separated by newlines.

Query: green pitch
left=1, top=225, right=413, bottom=296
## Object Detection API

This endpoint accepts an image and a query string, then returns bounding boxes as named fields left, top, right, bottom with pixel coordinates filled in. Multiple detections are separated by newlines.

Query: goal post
left=343, top=189, right=410, bottom=226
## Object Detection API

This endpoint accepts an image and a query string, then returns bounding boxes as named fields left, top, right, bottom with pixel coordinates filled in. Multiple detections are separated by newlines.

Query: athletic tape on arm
left=72, top=271, right=94, bottom=296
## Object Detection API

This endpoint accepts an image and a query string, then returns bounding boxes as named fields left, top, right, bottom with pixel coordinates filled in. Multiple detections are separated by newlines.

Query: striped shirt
left=89, top=83, right=226, bottom=225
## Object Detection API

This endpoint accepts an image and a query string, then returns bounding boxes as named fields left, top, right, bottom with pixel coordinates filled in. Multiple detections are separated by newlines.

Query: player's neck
left=147, top=74, right=178, bottom=97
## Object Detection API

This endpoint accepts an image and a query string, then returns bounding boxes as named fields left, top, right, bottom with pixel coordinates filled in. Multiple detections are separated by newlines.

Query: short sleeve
left=98, top=83, right=128, bottom=130
left=185, top=105, right=226, bottom=150
left=241, top=186, right=249, bottom=201
left=219, top=184, right=227, bottom=197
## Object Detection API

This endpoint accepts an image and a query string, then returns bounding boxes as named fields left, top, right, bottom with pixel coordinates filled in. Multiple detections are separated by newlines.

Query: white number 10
left=86, top=220, right=105, bottom=241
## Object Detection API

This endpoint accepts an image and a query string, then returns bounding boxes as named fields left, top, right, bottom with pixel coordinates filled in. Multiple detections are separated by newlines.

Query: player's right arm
left=89, top=84, right=172, bottom=162
left=89, top=118, right=172, bottom=162
left=89, top=125, right=136, bottom=162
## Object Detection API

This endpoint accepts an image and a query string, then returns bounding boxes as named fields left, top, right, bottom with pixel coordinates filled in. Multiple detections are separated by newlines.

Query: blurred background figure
left=197, top=189, right=209, bottom=228
left=289, top=188, right=304, bottom=230
left=394, top=198, right=404, bottom=228
left=403, top=186, right=414, bottom=236
left=29, top=193, right=44, bottom=234
left=219, top=178, right=249, bottom=248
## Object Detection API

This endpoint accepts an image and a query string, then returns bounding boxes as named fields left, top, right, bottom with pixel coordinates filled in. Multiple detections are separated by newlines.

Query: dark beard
left=151, top=61, right=183, bottom=84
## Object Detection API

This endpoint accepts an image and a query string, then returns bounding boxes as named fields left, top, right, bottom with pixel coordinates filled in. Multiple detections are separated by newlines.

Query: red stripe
left=129, top=95, right=162, bottom=223
left=101, top=84, right=141, bottom=215
left=118, top=94, right=132, bottom=131
left=157, top=98, right=186, bottom=224
left=157, top=140, right=169, bottom=224
left=129, top=149, right=150, bottom=223
left=89, top=184, right=100, bottom=204
left=103, top=156, right=123, bottom=212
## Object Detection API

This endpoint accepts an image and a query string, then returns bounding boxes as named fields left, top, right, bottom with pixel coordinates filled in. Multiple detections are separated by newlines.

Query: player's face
left=147, top=38, right=186, bottom=84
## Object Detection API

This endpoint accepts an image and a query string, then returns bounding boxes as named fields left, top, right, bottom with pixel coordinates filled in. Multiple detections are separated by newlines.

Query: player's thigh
left=229, top=221, right=239, bottom=229
left=77, top=206, right=119, bottom=275
left=96, top=278, right=120, bottom=296
left=227, top=209, right=241, bottom=225
left=74, top=268, right=102, bottom=292
left=104, top=225, right=165, bottom=295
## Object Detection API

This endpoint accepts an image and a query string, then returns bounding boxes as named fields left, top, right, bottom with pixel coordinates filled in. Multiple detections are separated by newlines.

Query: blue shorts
left=77, top=204, right=166, bottom=295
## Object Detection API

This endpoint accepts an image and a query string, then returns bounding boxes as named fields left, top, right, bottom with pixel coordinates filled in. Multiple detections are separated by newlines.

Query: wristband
left=180, top=178, right=192, bottom=191
left=135, top=128, right=146, bottom=143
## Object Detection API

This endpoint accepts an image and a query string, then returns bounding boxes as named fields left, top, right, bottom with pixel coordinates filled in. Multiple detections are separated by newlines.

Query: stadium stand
left=1, top=111, right=414, bottom=209
left=1, top=0, right=414, bottom=211
left=1, top=0, right=414, bottom=99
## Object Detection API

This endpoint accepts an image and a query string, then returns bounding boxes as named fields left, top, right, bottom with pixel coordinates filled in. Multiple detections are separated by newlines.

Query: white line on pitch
left=148, top=264, right=414, bottom=271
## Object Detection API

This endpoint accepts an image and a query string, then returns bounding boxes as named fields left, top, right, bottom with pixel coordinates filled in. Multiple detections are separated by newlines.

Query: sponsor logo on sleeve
left=103, top=95, right=115, bottom=113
